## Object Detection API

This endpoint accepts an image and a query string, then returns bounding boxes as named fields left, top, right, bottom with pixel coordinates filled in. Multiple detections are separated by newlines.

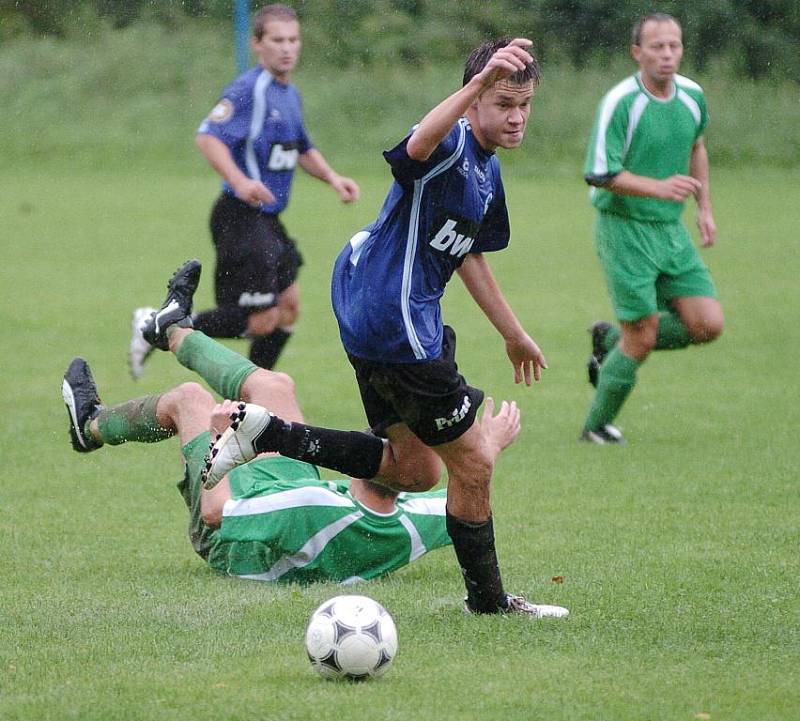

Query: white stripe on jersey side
left=222, top=486, right=355, bottom=518
left=402, top=120, right=467, bottom=360
left=245, top=70, right=272, bottom=181
left=397, top=496, right=447, bottom=516
left=623, top=93, right=650, bottom=158
left=676, top=88, right=701, bottom=126
left=398, top=515, right=427, bottom=562
left=591, top=76, right=639, bottom=176
left=237, top=511, right=364, bottom=582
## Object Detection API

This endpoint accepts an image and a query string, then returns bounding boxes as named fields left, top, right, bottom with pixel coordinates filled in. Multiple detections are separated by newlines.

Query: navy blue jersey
left=198, top=66, right=313, bottom=215
left=331, top=119, right=510, bottom=363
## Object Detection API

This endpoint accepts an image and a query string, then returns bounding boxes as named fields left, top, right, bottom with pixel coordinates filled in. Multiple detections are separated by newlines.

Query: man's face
left=471, top=80, right=535, bottom=151
left=632, top=19, right=683, bottom=87
left=252, top=19, right=301, bottom=80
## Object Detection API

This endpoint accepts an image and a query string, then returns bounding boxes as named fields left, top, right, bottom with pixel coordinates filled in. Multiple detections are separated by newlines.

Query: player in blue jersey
left=327, top=37, right=553, bottom=616
left=129, top=4, right=359, bottom=379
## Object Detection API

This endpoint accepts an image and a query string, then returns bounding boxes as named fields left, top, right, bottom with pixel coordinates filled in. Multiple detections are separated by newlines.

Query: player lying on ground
left=115, top=260, right=567, bottom=616
left=61, top=262, right=555, bottom=601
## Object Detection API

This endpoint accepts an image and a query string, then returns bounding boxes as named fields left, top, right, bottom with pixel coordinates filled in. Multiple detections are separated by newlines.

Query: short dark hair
left=632, top=12, right=680, bottom=45
left=462, top=37, right=540, bottom=88
left=253, top=4, right=298, bottom=40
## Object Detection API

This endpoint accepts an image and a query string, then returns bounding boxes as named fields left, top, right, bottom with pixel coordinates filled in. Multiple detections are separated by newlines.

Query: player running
left=581, top=12, right=723, bottom=444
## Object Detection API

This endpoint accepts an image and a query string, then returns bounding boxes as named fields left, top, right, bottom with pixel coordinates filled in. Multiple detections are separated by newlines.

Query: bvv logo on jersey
left=428, top=214, right=481, bottom=258
left=268, top=142, right=300, bottom=171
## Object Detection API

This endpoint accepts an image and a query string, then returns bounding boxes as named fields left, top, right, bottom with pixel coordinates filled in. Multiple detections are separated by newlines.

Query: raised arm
left=298, top=148, right=360, bottom=203
left=195, top=133, right=276, bottom=206
left=457, top=253, right=547, bottom=385
left=406, top=38, right=533, bottom=161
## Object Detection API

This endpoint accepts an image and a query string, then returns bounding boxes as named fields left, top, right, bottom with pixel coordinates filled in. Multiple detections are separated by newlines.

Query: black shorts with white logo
left=209, top=193, right=303, bottom=313
left=348, top=326, right=484, bottom=446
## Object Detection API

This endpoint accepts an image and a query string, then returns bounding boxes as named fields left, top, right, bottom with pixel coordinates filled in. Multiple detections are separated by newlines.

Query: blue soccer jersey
left=198, top=66, right=313, bottom=215
left=331, top=118, right=510, bottom=363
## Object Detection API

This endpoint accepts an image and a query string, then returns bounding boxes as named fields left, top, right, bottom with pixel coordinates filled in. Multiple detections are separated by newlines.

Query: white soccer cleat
left=504, top=597, right=570, bottom=618
left=202, top=402, right=277, bottom=489
left=465, top=594, right=569, bottom=619
left=129, top=306, right=157, bottom=380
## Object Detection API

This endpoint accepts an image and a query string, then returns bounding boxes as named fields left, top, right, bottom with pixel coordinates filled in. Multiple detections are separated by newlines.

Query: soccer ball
left=305, top=595, right=398, bottom=680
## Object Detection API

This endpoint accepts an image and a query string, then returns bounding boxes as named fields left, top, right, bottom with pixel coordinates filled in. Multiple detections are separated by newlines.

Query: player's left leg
left=670, top=295, right=724, bottom=344
left=62, top=356, right=212, bottom=452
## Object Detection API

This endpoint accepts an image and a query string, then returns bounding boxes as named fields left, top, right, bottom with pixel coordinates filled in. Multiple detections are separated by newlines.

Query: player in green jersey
left=61, top=263, right=526, bottom=587
left=581, top=12, right=724, bottom=444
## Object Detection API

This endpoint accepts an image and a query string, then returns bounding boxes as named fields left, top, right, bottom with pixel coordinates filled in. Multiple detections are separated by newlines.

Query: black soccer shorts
left=348, top=326, right=484, bottom=446
left=209, top=192, right=303, bottom=312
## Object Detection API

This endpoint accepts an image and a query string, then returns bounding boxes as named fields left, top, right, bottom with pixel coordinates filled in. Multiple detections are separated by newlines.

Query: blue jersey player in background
left=329, top=37, right=564, bottom=617
left=129, top=4, right=359, bottom=380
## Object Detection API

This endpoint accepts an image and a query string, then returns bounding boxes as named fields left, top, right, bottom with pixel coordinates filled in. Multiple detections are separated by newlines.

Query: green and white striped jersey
left=584, top=72, right=708, bottom=222
left=205, top=456, right=451, bottom=584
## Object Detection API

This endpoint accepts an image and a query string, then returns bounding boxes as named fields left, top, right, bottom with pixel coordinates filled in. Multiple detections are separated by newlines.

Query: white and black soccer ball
left=305, top=595, right=398, bottom=680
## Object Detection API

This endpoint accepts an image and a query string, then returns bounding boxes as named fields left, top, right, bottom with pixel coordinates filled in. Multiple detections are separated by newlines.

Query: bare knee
left=243, top=368, right=295, bottom=399
left=167, top=382, right=212, bottom=408
left=383, top=452, right=442, bottom=492
left=687, top=314, right=724, bottom=344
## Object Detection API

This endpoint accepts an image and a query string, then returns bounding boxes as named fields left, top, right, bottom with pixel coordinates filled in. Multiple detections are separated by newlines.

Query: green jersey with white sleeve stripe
left=584, top=72, right=708, bottom=222
left=205, top=456, right=451, bottom=584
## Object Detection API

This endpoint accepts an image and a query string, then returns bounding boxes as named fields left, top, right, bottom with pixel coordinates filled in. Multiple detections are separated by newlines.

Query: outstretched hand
left=473, top=38, right=534, bottom=90
left=481, top=397, right=521, bottom=457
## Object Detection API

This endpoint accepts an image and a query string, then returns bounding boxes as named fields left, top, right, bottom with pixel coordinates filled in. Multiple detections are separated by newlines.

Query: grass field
left=2, top=18, right=799, bottom=720
left=2, top=158, right=799, bottom=720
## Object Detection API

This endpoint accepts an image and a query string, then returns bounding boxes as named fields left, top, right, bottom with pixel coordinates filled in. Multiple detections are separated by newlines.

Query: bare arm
left=457, top=253, right=547, bottom=385
left=690, top=138, right=716, bottom=247
left=406, top=38, right=533, bottom=161
left=298, top=148, right=360, bottom=202
left=195, top=133, right=276, bottom=206
left=604, top=169, right=701, bottom=202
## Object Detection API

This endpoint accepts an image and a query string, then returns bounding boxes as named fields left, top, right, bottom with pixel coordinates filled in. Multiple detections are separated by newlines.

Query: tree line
left=4, top=0, right=799, bottom=81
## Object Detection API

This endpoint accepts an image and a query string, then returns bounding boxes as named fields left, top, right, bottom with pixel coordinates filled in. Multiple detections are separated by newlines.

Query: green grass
left=2, top=19, right=799, bottom=720
left=1, top=162, right=799, bottom=720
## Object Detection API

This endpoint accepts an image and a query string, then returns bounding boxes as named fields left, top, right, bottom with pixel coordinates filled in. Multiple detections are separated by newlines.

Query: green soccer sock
left=96, top=395, right=173, bottom=445
left=655, top=312, right=691, bottom=350
left=175, top=330, right=258, bottom=400
left=602, top=324, right=621, bottom=352
left=584, top=347, right=640, bottom=431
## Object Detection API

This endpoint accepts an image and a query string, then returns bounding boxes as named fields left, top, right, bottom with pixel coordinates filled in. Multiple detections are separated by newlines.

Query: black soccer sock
left=446, top=511, right=506, bottom=613
left=255, top=417, right=385, bottom=480
left=249, top=329, right=292, bottom=369
left=192, top=307, right=248, bottom=338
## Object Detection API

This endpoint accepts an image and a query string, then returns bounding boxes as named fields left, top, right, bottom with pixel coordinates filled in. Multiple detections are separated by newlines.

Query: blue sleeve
left=382, top=123, right=462, bottom=183
left=197, top=78, right=253, bottom=147
left=473, top=172, right=510, bottom=253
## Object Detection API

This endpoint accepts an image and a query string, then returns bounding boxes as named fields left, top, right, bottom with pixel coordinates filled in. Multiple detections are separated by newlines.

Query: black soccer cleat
left=579, top=424, right=625, bottom=445
left=587, top=320, right=613, bottom=388
left=62, top=357, right=104, bottom=453
left=142, top=260, right=202, bottom=350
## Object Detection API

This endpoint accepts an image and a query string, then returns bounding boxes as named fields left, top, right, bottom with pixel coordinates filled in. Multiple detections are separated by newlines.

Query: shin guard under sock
left=175, top=331, right=258, bottom=401
left=96, top=394, right=173, bottom=445
left=446, top=511, right=506, bottom=613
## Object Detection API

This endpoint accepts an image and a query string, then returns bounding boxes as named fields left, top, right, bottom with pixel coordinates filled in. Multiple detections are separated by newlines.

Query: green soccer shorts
left=594, top=211, right=718, bottom=322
